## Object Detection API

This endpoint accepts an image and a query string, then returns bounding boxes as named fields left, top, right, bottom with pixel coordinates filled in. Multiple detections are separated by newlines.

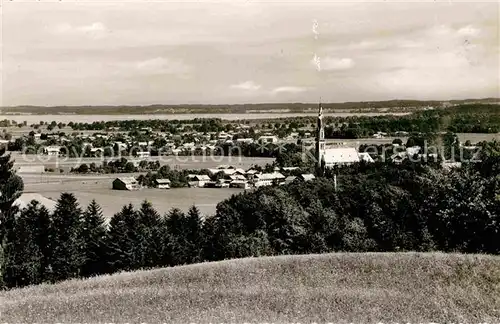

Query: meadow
left=22, top=178, right=242, bottom=217
left=1, top=252, right=498, bottom=323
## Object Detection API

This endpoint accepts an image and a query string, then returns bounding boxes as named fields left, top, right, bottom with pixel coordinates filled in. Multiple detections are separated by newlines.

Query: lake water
left=0, top=112, right=410, bottom=124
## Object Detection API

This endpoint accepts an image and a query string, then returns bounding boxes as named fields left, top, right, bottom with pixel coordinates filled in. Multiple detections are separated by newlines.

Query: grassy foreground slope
left=1, top=253, right=499, bottom=323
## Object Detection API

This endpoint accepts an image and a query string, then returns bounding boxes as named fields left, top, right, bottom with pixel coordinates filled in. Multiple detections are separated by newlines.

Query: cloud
left=230, top=81, right=261, bottom=91
left=135, top=57, right=191, bottom=75
left=52, top=22, right=108, bottom=39
left=321, top=57, right=355, bottom=71
left=78, top=22, right=106, bottom=33
left=271, top=86, right=308, bottom=94
left=457, top=25, right=481, bottom=37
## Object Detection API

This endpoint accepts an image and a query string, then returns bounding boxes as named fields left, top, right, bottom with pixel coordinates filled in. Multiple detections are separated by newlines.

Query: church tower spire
left=315, top=100, right=326, bottom=168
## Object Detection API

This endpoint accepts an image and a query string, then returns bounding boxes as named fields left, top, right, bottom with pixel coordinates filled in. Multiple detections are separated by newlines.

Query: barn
left=112, top=177, right=140, bottom=190
left=155, top=178, right=171, bottom=189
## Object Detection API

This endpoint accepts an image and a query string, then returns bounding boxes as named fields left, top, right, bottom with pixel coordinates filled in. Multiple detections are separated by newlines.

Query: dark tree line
left=0, top=141, right=499, bottom=289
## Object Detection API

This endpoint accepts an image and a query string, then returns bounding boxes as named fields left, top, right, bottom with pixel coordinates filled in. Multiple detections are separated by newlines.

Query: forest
left=0, top=139, right=498, bottom=289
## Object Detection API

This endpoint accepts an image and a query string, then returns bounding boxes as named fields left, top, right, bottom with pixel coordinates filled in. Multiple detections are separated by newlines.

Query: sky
left=1, top=0, right=499, bottom=106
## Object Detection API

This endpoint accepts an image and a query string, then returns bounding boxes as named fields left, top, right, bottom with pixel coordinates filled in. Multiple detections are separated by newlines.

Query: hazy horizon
left=2, top=0, right=499, bottom=106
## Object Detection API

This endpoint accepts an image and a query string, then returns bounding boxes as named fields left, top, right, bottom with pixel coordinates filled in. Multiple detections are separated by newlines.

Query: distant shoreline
left=0, top=110, right=410, bottom=116
left=0, top=98, right=497, bottom=115
left=0, top=112, right=412, bottom=124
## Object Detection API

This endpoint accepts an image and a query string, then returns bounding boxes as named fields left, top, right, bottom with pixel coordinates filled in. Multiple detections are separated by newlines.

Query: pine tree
left=164, top=208, right=188, bottom=266
left=0, top=148, right=24, bottom=288
left=80, top=200, right=107, bottom=277
left=0, top=148, right=24, bottom=240
left=185, top=205, right=204, bottom=264
left=2, top=201, right=51, bottom=288
left=105, top=204, right=140, bottom=272
left=136, top=200, right=164, bottom=268
left=48, top=192, right=83, bottom=282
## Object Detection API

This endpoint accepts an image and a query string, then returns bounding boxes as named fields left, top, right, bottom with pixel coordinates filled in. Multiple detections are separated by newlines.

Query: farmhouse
left=112, top=177, right=140, bottom=190
left=155, top=178, right=171, bottom=189
left=253, top=172, right=285, bottom=187
left=230, top=180, right=251, bottom=189
left=208, top=168, right=236, bottom=176
left=187, top=174, right=211, bottom=188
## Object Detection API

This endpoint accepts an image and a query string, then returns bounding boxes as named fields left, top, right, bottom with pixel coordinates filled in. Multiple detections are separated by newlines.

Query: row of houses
left=112, top=168, right=316, bottom=191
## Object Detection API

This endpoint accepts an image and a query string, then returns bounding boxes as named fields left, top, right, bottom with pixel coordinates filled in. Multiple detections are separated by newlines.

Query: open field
left=14, top=156, right=270, bottom=217
left=1, top=252, right=499, bottom=323
left=21, top=174, right=242, bottom=217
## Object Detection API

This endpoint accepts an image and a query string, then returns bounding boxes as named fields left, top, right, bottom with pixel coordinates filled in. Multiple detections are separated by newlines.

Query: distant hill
left=1, top=252, right=499, bottom=322
left=1, top=98, right=498, bottom=115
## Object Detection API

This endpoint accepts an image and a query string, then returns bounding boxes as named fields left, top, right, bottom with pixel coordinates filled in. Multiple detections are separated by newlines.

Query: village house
left=229, top=174, right=247, bottom=181
left=44, top=146, right=61, bottom=156
left=253, top=172, right=285, bottom=187
left=235, top=138, right=254, bottom=144
left=298, top=173, right=316, bottom=182
left=154, top=178, right=171, bottom=189
left=230, top=179, right=251, bottom=189
left=218, top=132, right=232, bottom=141
left=258, top=135, right=279, bottom=145
left=187, top=174, right=211, bottom=188
left=112, top=177, right=140, bottom=190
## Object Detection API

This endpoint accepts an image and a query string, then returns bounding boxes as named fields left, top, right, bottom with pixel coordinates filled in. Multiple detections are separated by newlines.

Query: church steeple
left=315, top=100, right=326, bottom=168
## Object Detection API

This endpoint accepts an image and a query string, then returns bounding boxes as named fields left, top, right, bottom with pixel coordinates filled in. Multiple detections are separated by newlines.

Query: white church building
left=315, top=103, right=374, bottom=167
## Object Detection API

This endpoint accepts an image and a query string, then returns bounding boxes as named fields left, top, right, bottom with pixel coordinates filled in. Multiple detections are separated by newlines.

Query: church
left=315, top=102, right=373, bottom=168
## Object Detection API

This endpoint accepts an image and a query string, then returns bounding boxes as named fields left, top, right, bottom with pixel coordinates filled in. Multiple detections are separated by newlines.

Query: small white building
left=299, top=174, right=316, bottom=182
left=44, top=146, right=61, bottom=156
left=236, top=138, right=254, bottom=144
left=258, top=136, right=279, bottom=144
left=155, top=179, right=171, bottom=189
left=136, top=151, right=150, bottom=159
